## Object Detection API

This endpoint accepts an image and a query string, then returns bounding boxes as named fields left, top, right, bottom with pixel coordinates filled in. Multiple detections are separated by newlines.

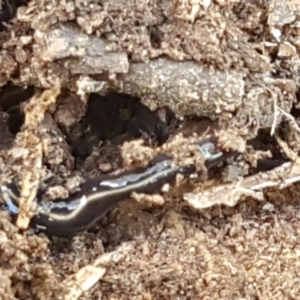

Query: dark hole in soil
left=149, top=25, right=164, bottom=49
left=65, top=92, right=177, bottom=165
left=0, top=0, right=27, bottom=30
left=85, top=93, right=171, bottom=141
left=0, top=83, right=34, bottom=133
left=0, top=86, right=177, bottom=171
left=291, top=95, right=300, bottom=118
left=247, top=129, right=288, bottom=172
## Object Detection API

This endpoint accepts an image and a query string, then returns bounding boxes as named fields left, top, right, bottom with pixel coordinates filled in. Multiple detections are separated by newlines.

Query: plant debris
left=1, top=0, right=300, bottom=299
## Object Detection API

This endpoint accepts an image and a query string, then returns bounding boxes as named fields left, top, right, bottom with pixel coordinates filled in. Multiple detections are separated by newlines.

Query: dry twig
left=184, top=161, right=300, bottom=209
left=15, top=86, right=60, bottom=229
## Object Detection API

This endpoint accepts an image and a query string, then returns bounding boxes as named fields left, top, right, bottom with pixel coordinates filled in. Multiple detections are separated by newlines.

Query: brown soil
left=1, top=0, right=300, bottom=299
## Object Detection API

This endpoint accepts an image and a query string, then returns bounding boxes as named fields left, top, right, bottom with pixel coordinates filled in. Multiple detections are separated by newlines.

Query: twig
left=15, top=86, right=60, bottom=229
left=270, top=96, right=278, bottom=136
left=275, top=134, right=300, bottom=165
left=184, top=161, right=300, bottom=209
left=271, top=103, right=300, bottom=136
left=277, top=107, right=300, bottom=133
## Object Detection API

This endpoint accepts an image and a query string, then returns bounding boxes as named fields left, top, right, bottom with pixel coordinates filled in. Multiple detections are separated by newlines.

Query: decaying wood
left=184, top=161, right=300, bottom=210
left=116, top=58, right=245, bottom=117
left=36, top=26, right=129, bottom=75
left=15, top=87, right=60, bottom=229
